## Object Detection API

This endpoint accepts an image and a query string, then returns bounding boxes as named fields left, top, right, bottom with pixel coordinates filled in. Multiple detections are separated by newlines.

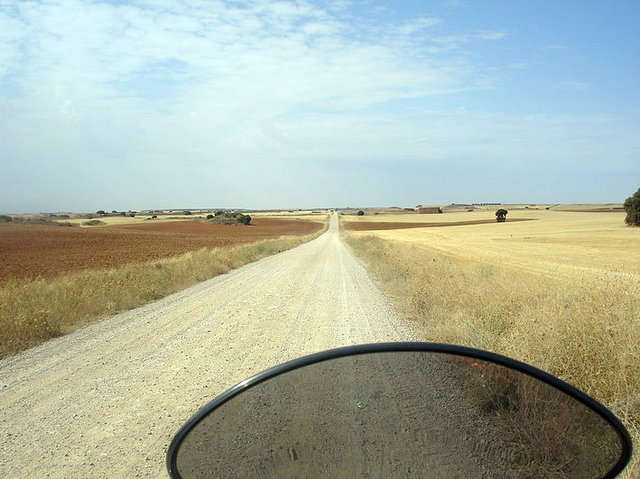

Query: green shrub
left=624, top=188, right=640, bottom=226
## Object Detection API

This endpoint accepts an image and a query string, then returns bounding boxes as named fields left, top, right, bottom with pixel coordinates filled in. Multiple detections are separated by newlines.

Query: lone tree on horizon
left=624, top=188, right=640, bottom=226
left=495, top=209, right=508, bottom=222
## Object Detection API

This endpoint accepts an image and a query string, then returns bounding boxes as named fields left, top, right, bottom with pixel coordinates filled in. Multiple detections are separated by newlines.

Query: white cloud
left=1, top=0, right=489, bottom=125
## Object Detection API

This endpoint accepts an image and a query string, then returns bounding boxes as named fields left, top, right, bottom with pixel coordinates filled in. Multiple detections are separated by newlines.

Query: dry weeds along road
left=0, top=214, right=420, bottom=478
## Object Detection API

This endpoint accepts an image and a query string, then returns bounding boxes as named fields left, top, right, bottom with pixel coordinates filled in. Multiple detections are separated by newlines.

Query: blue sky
left=0, top=0, right=638, bottom=212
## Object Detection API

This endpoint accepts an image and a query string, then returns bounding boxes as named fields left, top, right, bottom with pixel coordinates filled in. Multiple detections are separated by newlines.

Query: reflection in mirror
left=174, top=352, right=624, bottom=478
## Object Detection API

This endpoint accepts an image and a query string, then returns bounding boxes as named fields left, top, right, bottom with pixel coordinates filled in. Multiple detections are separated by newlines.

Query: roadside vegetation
left=0, top=225, right=326, bottom=359
left=0, top=214, right=75, bottom=227
left=344, top=233, right=639, bottom=477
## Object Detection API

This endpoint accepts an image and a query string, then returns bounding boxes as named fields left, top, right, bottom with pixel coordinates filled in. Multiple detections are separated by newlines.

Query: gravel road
left=0, top=213, right=421, bottom=478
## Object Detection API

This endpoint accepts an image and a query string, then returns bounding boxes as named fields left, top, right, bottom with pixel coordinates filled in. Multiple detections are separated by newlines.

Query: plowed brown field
left=342, top=218, right=534, bottom=231
left=0, top=218, right=323, bottom=282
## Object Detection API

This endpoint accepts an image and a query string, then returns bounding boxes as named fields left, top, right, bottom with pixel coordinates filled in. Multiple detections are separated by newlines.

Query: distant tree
left=214, top=210, right=224, bottom=216
left=238, top=214, right=252, bottom=225
left=624, top=188, right=640, bottom=226
left=96, top=210, right=106, bottom=215
left=112, top=210, right=118, bottom=214
left=357, top=210, right=365, bottom=216
left=120, top=211, right=127, bottom=216
left=495, top=209, right=508, bottom=222
left=151, top=215, right=158, bottom=219
left=183, top=210, right=192, bottom=216
left=206, top=214, right=214, bottom=220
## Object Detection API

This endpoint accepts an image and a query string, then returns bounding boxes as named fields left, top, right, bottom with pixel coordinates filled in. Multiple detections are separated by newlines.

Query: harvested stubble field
left=0, top=217, right=326, bottom=358
left=0, top=218, right=323, bottom=282
left=343, top=209, right=638, bottom=283
left=343, top=209, right=639, bottom=477
left=344, top=217, right=534, bottom=231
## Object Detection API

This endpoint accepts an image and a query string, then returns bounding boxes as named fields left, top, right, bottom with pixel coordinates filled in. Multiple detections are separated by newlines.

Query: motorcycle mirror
left=167, top=343, right=632, bottom=478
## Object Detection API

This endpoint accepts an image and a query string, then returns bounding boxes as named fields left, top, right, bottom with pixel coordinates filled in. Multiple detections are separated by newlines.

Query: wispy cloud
left=431, top=30, right=506, bottom=47
left=555, top=81, right=590, bottom=91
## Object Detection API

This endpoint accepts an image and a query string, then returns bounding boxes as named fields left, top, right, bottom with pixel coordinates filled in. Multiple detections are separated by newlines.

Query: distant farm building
left=417, top=206, right=442, bottom=214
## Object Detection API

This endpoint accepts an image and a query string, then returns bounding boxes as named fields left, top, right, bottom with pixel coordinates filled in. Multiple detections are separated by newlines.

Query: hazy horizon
left=1, top=201, right=628, bottom=216
left=2, top=1, right=638, bottom=213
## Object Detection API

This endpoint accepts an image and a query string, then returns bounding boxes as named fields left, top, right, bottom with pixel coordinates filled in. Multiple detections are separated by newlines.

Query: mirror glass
left=174, top=352, right=625, bottom=478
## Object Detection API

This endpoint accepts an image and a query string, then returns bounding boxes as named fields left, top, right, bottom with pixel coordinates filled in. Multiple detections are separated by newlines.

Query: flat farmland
left=344, top=209, right=639, bottom=285
left=0, top=218, right=323, bottom=282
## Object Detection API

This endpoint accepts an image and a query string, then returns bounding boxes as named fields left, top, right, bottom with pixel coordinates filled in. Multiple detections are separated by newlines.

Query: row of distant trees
left=96, top=210, right=136, bottom=217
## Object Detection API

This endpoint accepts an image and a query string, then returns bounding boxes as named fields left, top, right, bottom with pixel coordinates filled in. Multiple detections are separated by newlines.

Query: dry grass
left=344, top=216, right=639, bottom=477
left=0, top=230, right=325, bottom=359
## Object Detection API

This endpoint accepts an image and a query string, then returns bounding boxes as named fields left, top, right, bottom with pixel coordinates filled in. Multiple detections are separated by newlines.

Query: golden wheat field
left=344, top=209, right=639, bottom=286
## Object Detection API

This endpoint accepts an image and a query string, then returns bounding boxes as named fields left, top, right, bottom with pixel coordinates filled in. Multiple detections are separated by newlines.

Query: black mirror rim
left=167, top=342, right=633, bottom=478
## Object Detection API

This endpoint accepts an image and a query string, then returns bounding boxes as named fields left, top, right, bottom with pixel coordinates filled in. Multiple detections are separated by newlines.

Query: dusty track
left=0, top=214, right=419, bottom=478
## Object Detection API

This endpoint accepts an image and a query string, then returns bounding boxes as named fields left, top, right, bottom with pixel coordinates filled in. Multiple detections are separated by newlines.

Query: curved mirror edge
left=167, top=342, right=632, bottom=478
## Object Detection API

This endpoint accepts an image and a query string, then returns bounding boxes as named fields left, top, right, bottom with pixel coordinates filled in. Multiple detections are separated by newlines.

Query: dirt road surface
left=0, top=214, right=421, bottom=478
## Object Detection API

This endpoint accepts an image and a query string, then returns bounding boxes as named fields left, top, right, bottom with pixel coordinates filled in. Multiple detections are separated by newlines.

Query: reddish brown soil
left=0, top=219, right=323, bottom=282
left=342, top=218, right=535, bottom=231
left=562, top=209, right=625, bottom=213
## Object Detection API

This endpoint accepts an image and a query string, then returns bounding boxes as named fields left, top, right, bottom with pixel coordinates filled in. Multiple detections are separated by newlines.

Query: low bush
left=237, top=214, right=252, bottom=225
